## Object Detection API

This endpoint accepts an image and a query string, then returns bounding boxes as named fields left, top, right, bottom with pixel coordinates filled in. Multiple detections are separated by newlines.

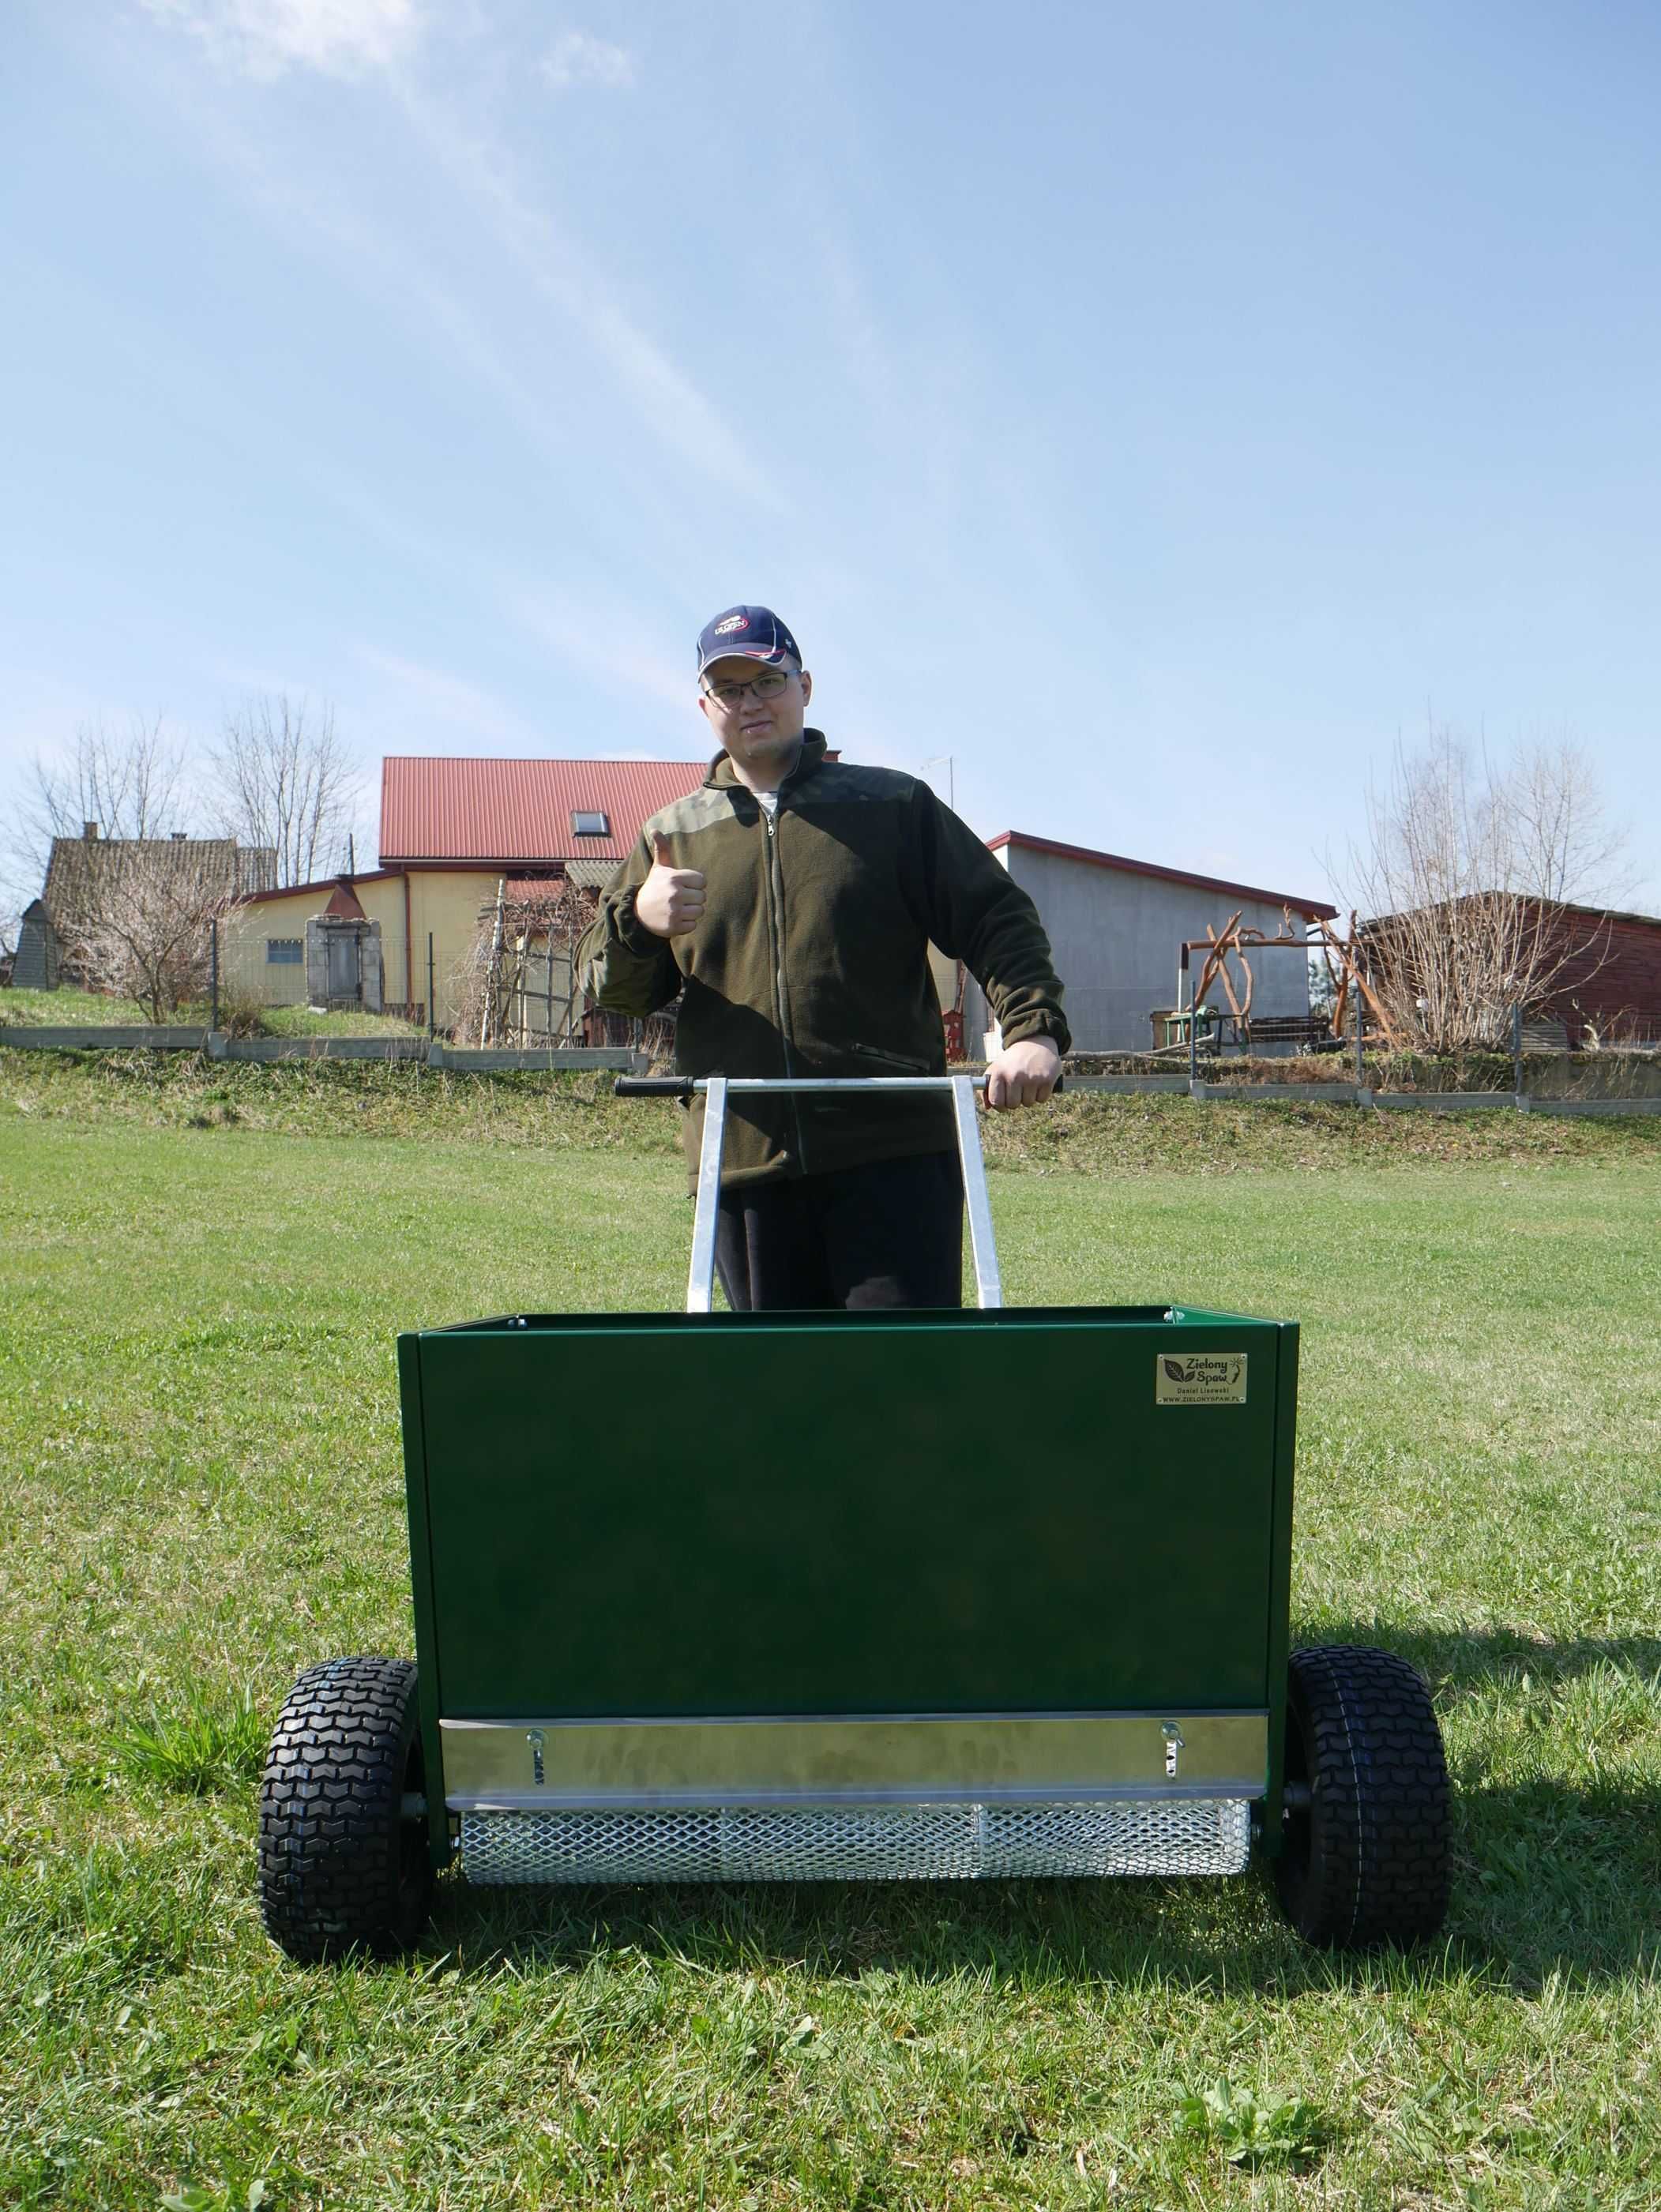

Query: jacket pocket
left=850, top=1040, right=935, bottom=1073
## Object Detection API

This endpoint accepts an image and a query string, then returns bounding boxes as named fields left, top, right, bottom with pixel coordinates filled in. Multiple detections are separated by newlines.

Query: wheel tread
left=258, top=1655, right=433, bottom=1962
left=1275, top=1643, right=1449, bottom=1948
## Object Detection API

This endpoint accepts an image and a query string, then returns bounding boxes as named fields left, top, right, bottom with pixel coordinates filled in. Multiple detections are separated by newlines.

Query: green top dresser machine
left=259, top=1076, right=1449, bottom=1958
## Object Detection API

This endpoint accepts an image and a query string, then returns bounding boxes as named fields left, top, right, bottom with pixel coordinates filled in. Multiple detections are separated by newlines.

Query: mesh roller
left=460, top=1799, right=1252, bottom=1884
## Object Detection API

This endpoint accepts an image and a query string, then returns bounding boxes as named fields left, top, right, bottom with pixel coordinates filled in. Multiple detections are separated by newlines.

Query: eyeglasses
left=701, top=668, right=795, bottom=709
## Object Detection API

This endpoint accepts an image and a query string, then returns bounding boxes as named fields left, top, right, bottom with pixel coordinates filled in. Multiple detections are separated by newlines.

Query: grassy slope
left=1, top=1095, right=1658, bottom=2209
left=6, top=1046, right=1661, bottom=1171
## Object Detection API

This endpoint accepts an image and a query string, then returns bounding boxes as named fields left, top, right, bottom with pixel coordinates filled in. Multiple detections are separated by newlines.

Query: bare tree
left=54, top=843, right=229, bottom=1021
left=2, top=717, right=196, bottom=965
left=28, top=714, right=194, bottom=851
left=1504, top=731, right=1634, bottom=907
left=209, top=696, right=359, bottom=888
left=1346, top=730, right=1620, bottom=1052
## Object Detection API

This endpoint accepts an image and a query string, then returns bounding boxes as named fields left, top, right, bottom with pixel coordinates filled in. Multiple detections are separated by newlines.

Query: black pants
left=715, top=1151, right=964, bottom=1312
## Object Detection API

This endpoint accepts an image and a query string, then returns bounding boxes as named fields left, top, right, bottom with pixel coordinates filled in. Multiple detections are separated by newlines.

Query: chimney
left=83, top=821, right=100, bottom=842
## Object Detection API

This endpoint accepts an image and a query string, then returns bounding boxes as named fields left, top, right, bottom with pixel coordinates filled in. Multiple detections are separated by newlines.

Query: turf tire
left=259, top=1655, right=434, bottom=1962
left=1274, top=1643, right=1449, bottom=1949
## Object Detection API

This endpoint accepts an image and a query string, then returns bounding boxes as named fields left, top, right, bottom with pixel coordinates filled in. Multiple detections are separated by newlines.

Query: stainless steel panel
left=441, top=1710, right=1267, bottom=1812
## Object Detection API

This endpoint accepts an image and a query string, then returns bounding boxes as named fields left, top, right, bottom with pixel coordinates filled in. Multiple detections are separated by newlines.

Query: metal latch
left=1161, top=1723, right=1185, bottom=1779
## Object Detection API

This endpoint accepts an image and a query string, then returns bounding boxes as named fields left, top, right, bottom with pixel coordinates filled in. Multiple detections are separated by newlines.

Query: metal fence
left=206, top=914, right=678, bottom=1053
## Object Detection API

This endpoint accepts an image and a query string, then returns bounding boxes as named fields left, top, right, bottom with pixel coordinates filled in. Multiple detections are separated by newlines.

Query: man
left=578, top=604, right=1068, bottom=1310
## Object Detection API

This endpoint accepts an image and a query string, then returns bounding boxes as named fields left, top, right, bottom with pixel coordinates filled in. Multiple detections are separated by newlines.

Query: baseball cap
left=696, top=604, right=802, bottom=678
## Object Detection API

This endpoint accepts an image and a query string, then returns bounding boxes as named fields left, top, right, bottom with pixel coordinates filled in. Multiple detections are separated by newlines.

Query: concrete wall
left=965, top=848, right=1311, bottom=1053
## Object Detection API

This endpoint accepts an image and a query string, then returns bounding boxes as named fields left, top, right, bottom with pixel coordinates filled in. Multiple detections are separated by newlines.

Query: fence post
left=1354, top=972, right=1364, bottom=1088
left=1512, top=1001, right=1524, bottom=1107
left=427, top=934, right=436, bottom=1041
left=209, top=916, right=220, bottom=1032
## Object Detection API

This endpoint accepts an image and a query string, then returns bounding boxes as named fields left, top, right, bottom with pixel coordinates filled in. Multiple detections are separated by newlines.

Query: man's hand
left=984, top=1035, right=1062, bottom=1110
left=635, top=831, right=707, bottom=938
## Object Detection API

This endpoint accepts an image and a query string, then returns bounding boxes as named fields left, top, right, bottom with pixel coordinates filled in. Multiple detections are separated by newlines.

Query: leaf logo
left=1163, top=1358, right=1188, bottom=1384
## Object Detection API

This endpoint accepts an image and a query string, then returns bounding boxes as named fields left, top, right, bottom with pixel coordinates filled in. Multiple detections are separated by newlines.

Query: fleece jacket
left=577, top=730, right=1070, bottom=1188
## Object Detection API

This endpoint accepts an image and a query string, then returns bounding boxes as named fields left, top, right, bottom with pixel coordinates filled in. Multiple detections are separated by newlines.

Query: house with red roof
left=230, top=757, right=708, bottom=1027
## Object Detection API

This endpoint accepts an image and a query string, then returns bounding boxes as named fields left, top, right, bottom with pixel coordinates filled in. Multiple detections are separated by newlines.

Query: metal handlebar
left=614, top=1074, right=1063, bottom=1099
left=613, top=1072, right=1062, bottom=1312
left=614, top=1074, right=1062, bottom=1101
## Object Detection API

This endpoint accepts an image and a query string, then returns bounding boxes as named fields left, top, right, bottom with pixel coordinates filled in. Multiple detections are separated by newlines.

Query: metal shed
left=960, top=833, right=1338, bottom=1056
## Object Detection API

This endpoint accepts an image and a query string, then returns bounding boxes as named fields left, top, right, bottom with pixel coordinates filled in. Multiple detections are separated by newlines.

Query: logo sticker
left=1156, top=1353, right=1248, bottom=1406
left=713, top=613, right=749, bottom=633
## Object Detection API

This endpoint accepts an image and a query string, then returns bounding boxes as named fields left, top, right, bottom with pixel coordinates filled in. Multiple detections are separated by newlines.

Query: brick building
left=1533, top=901, right=1661, bottom=1044
left=1363, top=894, right=1661, bottom=1047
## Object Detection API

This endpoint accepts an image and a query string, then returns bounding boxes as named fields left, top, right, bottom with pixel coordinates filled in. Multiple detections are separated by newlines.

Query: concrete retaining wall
left=0, top=1026, right=644, bottom=1072
left=0, top=1025, right=210, bottom=1050
left=1370, top=1091, right=1518, bottom=1112
left=209, top=1035, right=430, bottom=1063
left=1065, top=1074, right=1191, bottom=1094
left=1519, top=1095, right=1661, bottom=1117
left=4, top=1026, right=1658, bottom=1112
left=429, top=1046, right=645, bottom=1072
left=1190, top=1081, right=1362, bottom=1103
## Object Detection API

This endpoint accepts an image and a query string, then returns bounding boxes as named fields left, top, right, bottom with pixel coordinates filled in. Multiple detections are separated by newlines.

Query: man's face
left=697, top=655, right=812, bottom=769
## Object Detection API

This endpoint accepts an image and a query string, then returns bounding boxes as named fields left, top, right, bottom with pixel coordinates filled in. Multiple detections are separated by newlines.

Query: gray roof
left=41, top=834, right=277, bottom=922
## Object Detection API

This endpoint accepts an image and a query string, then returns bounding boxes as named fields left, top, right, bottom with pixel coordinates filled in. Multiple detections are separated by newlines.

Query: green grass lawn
left=2, top=1091, right=1658, bottom=2209
left=2, top=983, right=186, bottom=1026
left=1, top=986, right=424, bottom=1038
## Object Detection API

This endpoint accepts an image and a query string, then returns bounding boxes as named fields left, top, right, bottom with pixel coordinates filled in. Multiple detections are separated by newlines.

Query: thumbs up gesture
left=634, top=829, right=707, bottom=939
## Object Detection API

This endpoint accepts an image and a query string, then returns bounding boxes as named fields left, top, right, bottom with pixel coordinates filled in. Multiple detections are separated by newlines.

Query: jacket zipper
left=761, top=807, right=808, bottom=1166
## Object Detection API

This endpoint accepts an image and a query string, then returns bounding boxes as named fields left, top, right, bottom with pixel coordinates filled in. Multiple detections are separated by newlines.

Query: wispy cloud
left=353, top=645, right=549, bottom=750
left=394, top=88, right=782, bottom=509
left=137, top=0, right=422, bottom=81
left=134, top=1, right=774, bottom=511
left=540, top=30, right=636, bottom=93
left=502, top=584, right=699, bottom=723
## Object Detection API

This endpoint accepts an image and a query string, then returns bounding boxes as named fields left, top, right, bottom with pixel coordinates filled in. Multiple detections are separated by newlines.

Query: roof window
left=570, top=810, right=610, bottom=836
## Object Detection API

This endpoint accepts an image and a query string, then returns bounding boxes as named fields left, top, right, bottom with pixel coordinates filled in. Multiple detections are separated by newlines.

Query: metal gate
left=325, top=929, right=361, bottom=1004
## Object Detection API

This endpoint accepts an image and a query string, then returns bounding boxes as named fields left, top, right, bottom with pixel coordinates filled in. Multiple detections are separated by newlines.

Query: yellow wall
left=228, top=870, right=558, bottom=1027
left=351, top=876, right=417, bottom=1008
left=221, top=887, right=325, bottom=1006
left=403, top=872, right=503, bottom=1027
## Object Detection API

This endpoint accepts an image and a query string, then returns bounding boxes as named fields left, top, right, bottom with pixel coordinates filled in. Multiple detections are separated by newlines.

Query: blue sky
left=4, top=0, right=1658, bottom=912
